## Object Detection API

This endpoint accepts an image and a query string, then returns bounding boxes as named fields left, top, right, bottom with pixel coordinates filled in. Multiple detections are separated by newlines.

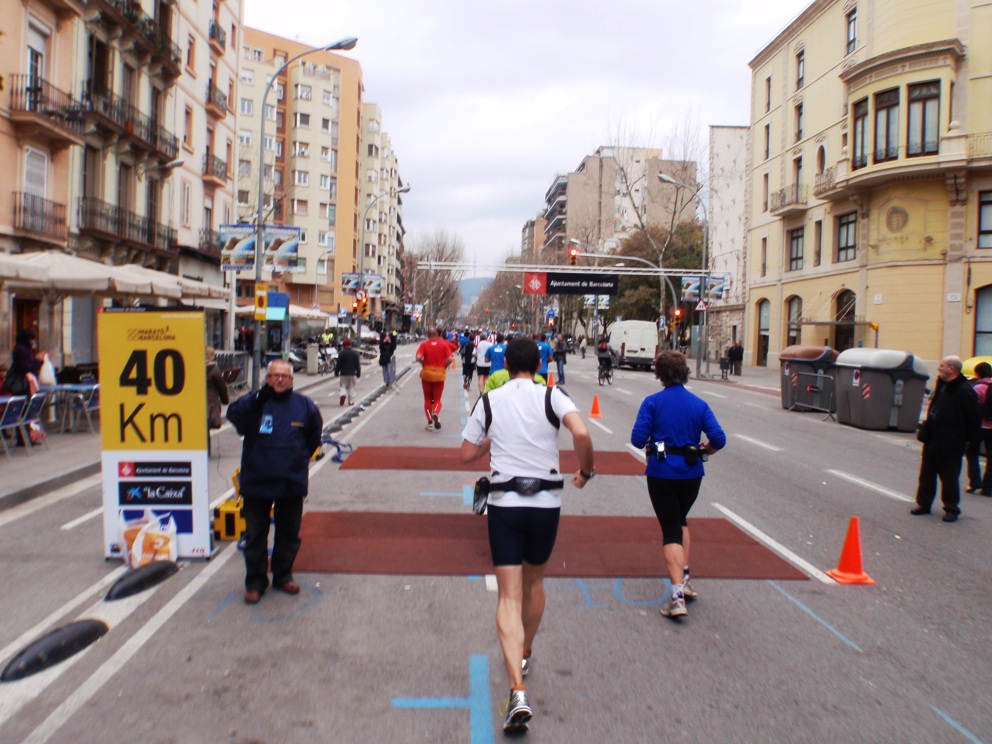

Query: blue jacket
left=630, top=384, right=726, bottom=479
left=227, top=388, right=323, bottom=499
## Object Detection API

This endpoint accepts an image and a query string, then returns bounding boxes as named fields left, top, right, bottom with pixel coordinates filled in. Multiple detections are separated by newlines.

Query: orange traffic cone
left=826, top=516, right=875, bottom=585
left=589, top=395, right=602, bottom=418
left=546, top=371, right=554, bottom=387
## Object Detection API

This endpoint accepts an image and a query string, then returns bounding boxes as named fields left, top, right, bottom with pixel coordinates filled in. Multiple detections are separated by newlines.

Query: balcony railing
left=874, top=145, right=900, bottom=163
left=813, top=168, right=835, bottom=197
left=198, top=228, right=221, bottom=252
left=13, top=192, right=67, bottom=240
left=208, top=20, right=227, bottom=51
left=81, top=86, right=179, bottom=160
left=78, top=196, right=176, bottom=251
left=769, top=184, right=808, bottom=212
left=969, top=132, right=992, bottom=159
left=202, top=153, right=228, bottom=182
left=205, top=82, right=228, bottom=116
left=10, top=75, right=86, bottom=137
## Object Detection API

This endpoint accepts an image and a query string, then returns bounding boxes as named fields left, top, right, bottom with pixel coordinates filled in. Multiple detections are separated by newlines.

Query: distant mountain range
left=459, top=276, right=492, bottom=312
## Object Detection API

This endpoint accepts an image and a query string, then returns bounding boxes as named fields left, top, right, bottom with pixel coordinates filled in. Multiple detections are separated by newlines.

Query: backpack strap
left=481, top=392, right=492, bottom=433
left=481, top=385, right=560, bottom=433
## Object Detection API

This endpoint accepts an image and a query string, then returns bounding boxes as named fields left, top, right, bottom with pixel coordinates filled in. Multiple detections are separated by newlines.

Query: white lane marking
left=614, top=387, right=633, bottom=396
left=0, top=570, right=161, bottom=727
left=626, top=443, right=647, bottom=462
left=60, top=507, right=103, bottom=530
left=824, top=469, right=913, bottom=503
left=0, top=474, right=102, bottom=529
left=734, top=434, right=784, bottom=452
left=22, top=545, right=238, bottom=744
left=485, top=575, right=497, bottom=592
left=588, top=418, right=613, bottom=434
left=700, top=390, right=728, bottom=399
left=712, top=503, right=835, bottom=585
left=0, top=566, right=128, bottom=670
left=744, top=401, right=767, bottom=409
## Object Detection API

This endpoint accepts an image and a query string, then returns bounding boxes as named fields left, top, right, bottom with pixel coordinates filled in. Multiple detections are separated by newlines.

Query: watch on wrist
left=580, top=468, right=595, bottom=480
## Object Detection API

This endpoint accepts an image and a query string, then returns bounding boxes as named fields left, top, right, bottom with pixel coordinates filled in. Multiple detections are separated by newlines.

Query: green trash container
left=779, top=345, right=838, bottom=411
left=834, top=349, right=930, bottom=431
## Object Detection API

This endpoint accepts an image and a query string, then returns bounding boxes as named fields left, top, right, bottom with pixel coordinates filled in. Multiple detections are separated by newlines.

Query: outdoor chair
left=17, top=391, right=50, bottom=454
left=0, top=396, right=28, bottom=458
left=64, top=385, right=100, bottom=433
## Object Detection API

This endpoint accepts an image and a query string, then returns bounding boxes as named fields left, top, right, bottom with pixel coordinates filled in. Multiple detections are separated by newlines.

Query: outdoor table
left=39, top=384, right=99, bottom=433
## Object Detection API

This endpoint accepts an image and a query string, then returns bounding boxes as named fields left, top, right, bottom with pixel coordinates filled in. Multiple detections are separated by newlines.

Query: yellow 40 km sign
left=98, top=309, right=213, bottom=561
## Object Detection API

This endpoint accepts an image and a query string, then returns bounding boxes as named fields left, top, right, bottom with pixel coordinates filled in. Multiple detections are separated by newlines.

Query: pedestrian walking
left=553, top=333, right=568, bottom=383
left=205, top=345, right=230, bottom=456
left=335, top=338, right=361, bottom=406
left=630, top=350, right=726, bottom=619
left=379, top=331, right=397, bottom=389
left=226, top=360, right=323, bottom=604
left=460, top=337, right=594, bottom=732
left=965, top=361, right=992, bottom=496
left=416, top=328, right=453, bottom=430
left=912, top=355, right=980, bottom=522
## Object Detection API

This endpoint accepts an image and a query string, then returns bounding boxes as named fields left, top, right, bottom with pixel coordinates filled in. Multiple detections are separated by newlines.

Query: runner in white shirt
left=460, top=337, right=594, bottom=733
left=474, top=336, right=493, bottom=394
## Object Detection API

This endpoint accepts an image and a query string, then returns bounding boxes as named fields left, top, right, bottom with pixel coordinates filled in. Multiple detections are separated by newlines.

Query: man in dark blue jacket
left=227, top=360, right=323, bottom=604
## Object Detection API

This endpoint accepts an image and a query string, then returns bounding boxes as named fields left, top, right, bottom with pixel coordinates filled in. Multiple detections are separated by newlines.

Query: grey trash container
left=779, top=345, right=838, bottom=411
left=834, top=349, right=930, bottom=431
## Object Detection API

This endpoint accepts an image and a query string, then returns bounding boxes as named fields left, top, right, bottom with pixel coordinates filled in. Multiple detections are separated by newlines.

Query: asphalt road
left=0, top=348, right=989, bottom=743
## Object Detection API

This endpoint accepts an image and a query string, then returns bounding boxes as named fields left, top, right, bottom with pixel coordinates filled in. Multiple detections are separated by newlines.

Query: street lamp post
left=313, top=249, right=334, bottom=309
left=252, top=36, right=357, bottom=390
left=658, top=173, right=710, bottom=378
left=569, top=238, right=602, bottom=339
left=356, top=184, right=411, bottom=342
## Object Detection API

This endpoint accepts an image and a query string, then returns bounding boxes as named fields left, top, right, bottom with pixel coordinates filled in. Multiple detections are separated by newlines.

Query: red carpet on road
left=338, top=446, right=644, bottom=475
left=295, top=511, right=808, bottom=580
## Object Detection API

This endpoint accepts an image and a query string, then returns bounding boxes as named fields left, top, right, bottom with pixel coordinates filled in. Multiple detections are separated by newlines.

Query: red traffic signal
left=569, top=247, right=578, bottom=266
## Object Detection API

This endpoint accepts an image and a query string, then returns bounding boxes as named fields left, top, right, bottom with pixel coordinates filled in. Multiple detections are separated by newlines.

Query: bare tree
left=408, top=228, right=465, bottom=327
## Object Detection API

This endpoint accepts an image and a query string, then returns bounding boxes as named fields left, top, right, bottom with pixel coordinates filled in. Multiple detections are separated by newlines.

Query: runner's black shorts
left=487, top=505, right=561, bottom=566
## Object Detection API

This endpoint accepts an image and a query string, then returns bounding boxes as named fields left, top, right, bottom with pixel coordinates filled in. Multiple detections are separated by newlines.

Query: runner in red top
left=416, top=328, right=454, bottom=431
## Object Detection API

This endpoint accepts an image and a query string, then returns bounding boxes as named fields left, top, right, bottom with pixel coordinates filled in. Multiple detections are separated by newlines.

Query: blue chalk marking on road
left=420, top=491, right=463, bottom=498
left=928, top=704, right=985, bottom=744
left=462, top=484, right=473, bottom=505
left=460, top=415, right=467, bottom=425
left=546, top=578, right=611, bottom=608
left=768, top=580, right=862, bottom=652
left=612, top=578, right=667, bottom=606
left=393, top=654, right=494, bottom=744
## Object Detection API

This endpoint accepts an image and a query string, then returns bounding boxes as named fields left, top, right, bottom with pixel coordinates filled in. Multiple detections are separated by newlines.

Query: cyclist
left=596, top=335, right=617, bottom=379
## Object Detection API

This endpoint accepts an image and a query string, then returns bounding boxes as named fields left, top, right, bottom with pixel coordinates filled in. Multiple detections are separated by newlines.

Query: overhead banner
left=680, top=274, right=730, bottom=301
left=98, top=308, right=212, bottom=561
left=219, top=223, right=303, bottom=273
left=341, top=272, right=384, bottom=297
left=523, top=272, right=619, bottom=296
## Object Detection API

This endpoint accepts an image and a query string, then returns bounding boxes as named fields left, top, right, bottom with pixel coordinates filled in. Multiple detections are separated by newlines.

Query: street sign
left=695, top=300, right=708, bottom=312
left=355, top=289, right=368, bottom=302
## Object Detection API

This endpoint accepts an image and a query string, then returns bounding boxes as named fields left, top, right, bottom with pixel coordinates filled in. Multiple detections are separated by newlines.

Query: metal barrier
left=214, top=351, right=249, bottom=389
left=790, top=372, right=836, bottom=421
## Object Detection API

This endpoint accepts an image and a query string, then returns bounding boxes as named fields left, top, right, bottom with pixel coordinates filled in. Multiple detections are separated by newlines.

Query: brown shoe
left=275, top=580, right=300, bottom=595
left=244, top=589, right=263, bottom=604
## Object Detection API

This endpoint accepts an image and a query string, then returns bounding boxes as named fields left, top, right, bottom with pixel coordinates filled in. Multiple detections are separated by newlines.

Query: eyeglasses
left=266, top=373, right=292, bottom=380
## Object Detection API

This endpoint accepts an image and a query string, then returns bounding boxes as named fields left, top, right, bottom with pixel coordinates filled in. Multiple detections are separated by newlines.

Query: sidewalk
left=0, top=360, right=782, bottom=509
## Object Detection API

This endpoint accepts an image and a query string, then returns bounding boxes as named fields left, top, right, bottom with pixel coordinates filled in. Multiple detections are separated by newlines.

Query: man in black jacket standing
left=335, top=337, right=362, bottom=406
left=227, top=360, right=323, bottom=603
left=912, top=355, right=980, bottom=522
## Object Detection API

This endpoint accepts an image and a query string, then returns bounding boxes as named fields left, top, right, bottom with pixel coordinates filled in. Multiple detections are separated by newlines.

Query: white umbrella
left=0, top=252, right=47, bottom=284
left=14, top=251, right=149, bottom=295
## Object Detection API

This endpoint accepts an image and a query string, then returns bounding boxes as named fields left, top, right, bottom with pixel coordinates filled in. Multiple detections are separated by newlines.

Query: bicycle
left=598, top=361, right=614, bottom=386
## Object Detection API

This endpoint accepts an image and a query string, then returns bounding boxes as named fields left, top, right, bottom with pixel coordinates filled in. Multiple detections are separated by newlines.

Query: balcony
left=205, top=82, right=227, bottom=119
left=79, top=86, right=179, bottom=161
left=813, top=168, right=835, bottom=198
left=78, top=197, right=176, bottom=252
left=969, top=133, right=992, bottom=161
left=202, top=153, right=228, bottom=188
left=208, top=20, right=227, bottom=55
left=198, top=228, right=221, bottom=254
left=9, top=75, right=86, bottom=149
left=13, top=193, right=68, bottom=244
left=769, top=184, right=807, bottom=217
left=35, top=0, right=85, bottom=19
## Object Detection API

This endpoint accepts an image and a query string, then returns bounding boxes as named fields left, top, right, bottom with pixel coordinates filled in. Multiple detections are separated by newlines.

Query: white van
left=609, top=320, right=659, bottom=370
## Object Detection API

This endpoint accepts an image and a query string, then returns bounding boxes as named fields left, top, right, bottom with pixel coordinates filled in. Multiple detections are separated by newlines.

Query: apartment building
left=541, top=146, right=698, bottom=258
left=359, top=102, right=407, bottom=329
left=520, top=215, right=547, bottom=264
left=0, top=0, right=241, bottom=361
left=706, top=125, right=749, bottom=353
left=747, top=0, right=992, bottom=369
left=236, top=28, right=363, bottom=321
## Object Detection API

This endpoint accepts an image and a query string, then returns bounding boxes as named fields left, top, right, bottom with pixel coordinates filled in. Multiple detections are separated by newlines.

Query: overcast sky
left=245, top=0, right=811, bottom=277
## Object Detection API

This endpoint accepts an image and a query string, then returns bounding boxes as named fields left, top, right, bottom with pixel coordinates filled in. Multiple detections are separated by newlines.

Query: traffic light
left=361, top=295, right=369, bottom=317
left=569, top=247, right=578, bottom=266
left=352, top=299, right=359, bottom=314
left=673, top=307, right=683, bottom=327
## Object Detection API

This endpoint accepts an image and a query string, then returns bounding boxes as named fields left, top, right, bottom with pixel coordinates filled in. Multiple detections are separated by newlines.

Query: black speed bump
left=105, top=560, right=179, bottom=601
left=1, top=619, right=109, bottom=682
